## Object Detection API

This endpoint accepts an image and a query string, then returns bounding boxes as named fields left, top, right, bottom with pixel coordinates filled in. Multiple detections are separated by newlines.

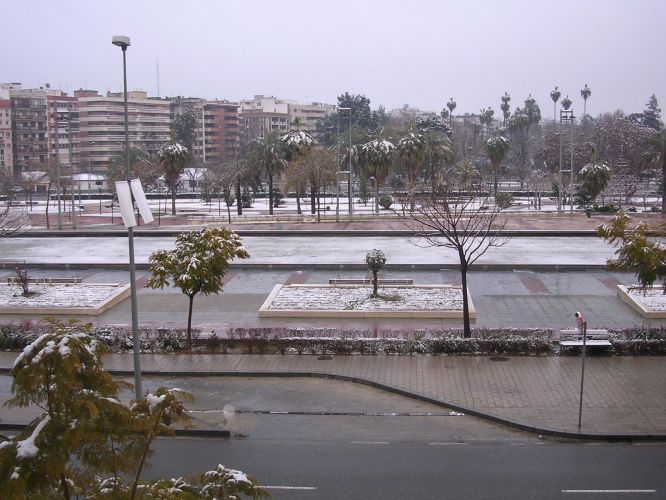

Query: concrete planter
left=617, top=285, right=666, bottom=319
left=0, top=283, right=131, bottom=316
left=259, top=284, right=475, bottom=319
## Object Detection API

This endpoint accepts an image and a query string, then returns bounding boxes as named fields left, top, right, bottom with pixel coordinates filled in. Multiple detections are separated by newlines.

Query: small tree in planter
left=14, top=262, right=32, bottom=296
left=597, top=212, right=666, bottom=294
left=365, top=249, right=387, bottom=298
left=379, top=193, right=393, bottom=210
left=146, top=228, right=250, bottom=345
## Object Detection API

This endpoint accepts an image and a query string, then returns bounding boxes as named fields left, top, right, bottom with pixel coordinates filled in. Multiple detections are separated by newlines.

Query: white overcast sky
left=4, top=0, right=663, bottom=117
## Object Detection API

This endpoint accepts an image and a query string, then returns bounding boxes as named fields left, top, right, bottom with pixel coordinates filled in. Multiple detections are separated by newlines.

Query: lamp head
left=112, top=36, right=131, bottom=49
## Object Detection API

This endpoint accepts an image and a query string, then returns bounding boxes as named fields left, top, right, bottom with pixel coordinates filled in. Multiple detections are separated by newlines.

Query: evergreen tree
left=643, top=94, right=662, bottom=130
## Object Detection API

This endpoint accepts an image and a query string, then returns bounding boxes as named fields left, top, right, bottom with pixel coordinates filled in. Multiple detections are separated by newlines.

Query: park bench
left=559, top=328, right=612, bottom=351
left=6, top=277, right=82, bottom=285
left=329, top=278, right=414, bottom=286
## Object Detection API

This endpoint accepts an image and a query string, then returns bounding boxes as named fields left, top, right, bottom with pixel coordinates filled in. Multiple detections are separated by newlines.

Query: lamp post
left=112, top=34, right=142, bottom=400
left=337, top=107, right=353, bottom=219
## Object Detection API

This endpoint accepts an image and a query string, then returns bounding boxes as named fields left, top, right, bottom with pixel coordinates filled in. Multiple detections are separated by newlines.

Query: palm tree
left=248, top=133, right=286, bottom=215
left=158, top=142, right=188, bottom=215
left=396, top=130, right=427, bottom=185
left=484, top=135, right=510, bottom=196
left=107, top=147, right=158, bottom=186
left=500, top=93, right=511, bottom=128
left=423, top=132, right=454, bottom=188
left=550, top=86, right=561, bottom=124
left=361, top=136, right=395, bottom=214
left=446, top=98, right=457, bottom=129
left=581, top=84, right=591, bottom=117
left=561, top=95, right=572, bottom=111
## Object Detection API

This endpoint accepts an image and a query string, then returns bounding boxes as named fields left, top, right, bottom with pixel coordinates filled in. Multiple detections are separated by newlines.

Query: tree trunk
left=60, top=472, right=71, bottom=500
left=171, top=187, right=177, bottom=216
left=372, top=269, right=379, bottom=297
left=187, top=293, right=195, bottom=347
left=459, top=255, right=471, bottom=338
left=227, top=202, right=231, bottom=224
left=45, top=184, right=51, bottom=229
left=235, top=179, right=242, bottom=215
left=296, top=190, right=302, bottom=215
left=493, top=162, right=499, bottom=196
left=661, top=147, right=666, bottom=215
left=310, top=184, right=316, bottom=215
left=268, top=172, right=274, bottom=215
left=316, top=187, right=321, bottom=223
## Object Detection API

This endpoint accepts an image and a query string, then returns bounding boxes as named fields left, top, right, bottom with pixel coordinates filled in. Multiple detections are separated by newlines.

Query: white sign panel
left=130, top=178, right=154, bottom=224
left=115, top=180, right=137, bottom=228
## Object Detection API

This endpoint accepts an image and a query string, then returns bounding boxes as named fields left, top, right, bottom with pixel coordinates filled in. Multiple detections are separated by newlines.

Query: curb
left=99, top=369, right=666, bottom=443
left=15, top=229, right=605, bottom=238
left=0, top=262, right=607, bottom=272
left=0, top=422, right=229, bottom=438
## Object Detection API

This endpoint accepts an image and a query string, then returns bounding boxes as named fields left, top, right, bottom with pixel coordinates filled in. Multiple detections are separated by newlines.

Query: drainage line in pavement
left=189, top=409, right=465, bottom=417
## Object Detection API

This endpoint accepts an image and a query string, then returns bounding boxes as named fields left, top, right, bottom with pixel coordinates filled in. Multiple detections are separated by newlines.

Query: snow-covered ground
left=626, top=287, right=666, bottom=312
left=267, top=285, right=464, bottom=312
left=0, top=284, right=121, bottom=308
left=10, top=192, right=663, bottom=221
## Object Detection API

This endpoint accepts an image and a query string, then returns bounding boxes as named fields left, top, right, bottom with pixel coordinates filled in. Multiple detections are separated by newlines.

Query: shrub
left=0, top=324, right=34, bottom=349
left=494, top=192, right=514, bottom=209
left=379, top=193, right=393, bottom=209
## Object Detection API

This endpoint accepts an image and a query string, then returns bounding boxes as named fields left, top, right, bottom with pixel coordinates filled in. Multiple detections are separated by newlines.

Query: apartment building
left=171, top=97, right=240, bottom=165
left=46, top=93, right=79, bottom=173
left=76, top=89, right=170, bottom=174
left=2, top=83, right=49, bottom=175
left=0, top=99, right=12, bottom=175
left=288, top=102, right=335, bottom=134
left=239, top=95, right=290, bottom=142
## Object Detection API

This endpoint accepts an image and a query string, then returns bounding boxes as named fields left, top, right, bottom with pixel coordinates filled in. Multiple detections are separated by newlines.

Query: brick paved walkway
left=2, top=352, right=664, bottom=438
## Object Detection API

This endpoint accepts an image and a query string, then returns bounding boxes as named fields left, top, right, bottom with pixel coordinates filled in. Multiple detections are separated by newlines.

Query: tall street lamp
left=112, top=35, right=142, bottom=400
left=337, top=107, right=353, bottom=218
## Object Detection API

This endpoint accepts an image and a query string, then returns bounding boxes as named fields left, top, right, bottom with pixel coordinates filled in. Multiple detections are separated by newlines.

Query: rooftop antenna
left=156, top=61, right=160, bottom=97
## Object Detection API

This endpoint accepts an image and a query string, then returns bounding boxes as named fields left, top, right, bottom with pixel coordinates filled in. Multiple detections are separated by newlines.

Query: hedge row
left=2, top=324, right=666, bottom=356
left=225, top=327, right=555, bottom=356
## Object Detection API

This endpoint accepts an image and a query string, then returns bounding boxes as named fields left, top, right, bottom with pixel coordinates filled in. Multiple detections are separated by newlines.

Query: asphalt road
left=148, top=438, right=666, bottom=499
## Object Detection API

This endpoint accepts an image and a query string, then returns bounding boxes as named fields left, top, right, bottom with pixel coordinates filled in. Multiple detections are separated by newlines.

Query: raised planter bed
left=259, top=284, right=475, bottom=319
left=617, top=285, right=666, bottom=319
left=0, top=283, right=131, bottom=316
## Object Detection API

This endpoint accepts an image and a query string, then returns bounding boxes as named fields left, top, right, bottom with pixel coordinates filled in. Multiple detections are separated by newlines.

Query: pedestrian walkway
left=1, top=352, right=664, bottom=439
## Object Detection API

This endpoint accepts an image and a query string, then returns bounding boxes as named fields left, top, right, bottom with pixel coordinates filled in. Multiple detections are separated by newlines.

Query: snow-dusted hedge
left=2, top=324, right=665, bottom=355
left=609, top=326, right=666, bottom=355
left=227, top=327, right=555, bottom=356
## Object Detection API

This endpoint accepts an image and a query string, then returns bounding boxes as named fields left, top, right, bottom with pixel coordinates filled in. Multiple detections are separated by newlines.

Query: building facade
left=0, top=99, right=12, bottom=176
left=4, top=84, right=49, bottom=175
left=288, top=102, right=335, bottom=134
left=46, top=93, right=79, bottom=174
left=239, top=95, right=290, bottom=143
left=76, top=89, right=171, bottom=174
left=171, top=97, right=240, bottom=165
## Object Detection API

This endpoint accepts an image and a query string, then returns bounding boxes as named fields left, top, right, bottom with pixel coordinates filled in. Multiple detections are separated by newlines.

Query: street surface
left=149, top=438, right=665, bottom=499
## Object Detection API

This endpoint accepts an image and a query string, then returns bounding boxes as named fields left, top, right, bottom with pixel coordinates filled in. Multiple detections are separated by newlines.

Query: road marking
left=428, top=442, right=470, bottom=446
left=562, top=490, right=656, bottom=494
left=263, top=485, right=317, bottom=491
left=351, top=441, right=389, bottom=445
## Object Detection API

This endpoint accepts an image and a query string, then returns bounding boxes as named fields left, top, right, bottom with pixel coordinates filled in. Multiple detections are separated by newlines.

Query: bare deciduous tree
left=397, top=183, right=510, bottom=337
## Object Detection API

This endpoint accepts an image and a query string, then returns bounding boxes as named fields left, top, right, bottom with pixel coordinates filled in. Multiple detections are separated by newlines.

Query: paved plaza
left=1, top=214, right=664, bottom=438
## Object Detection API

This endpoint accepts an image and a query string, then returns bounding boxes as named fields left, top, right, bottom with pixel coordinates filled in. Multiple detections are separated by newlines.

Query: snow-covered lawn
left=0, top=283, right=130, bottom=314
left=617, top=285, right=666, bottom=318
left=260, top=284, right=473, bottom=318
